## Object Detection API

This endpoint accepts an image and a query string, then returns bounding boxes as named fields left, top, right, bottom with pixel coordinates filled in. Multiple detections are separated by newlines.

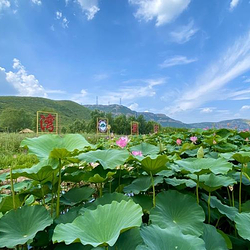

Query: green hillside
left=0, top=96, right=91, bottom=128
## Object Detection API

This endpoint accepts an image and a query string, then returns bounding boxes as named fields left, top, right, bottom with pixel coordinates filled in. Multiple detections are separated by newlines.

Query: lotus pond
left=0, top=128, right=250, bottom=249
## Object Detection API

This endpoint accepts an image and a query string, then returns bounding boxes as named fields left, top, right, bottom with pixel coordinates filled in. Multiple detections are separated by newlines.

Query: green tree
left=69, top=119, right=86, bottom=133
left=0, top=108, right=32, bottom=132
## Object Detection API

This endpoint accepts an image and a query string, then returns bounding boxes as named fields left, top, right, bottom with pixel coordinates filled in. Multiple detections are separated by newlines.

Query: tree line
left=0, top=108, right=161, bottom=134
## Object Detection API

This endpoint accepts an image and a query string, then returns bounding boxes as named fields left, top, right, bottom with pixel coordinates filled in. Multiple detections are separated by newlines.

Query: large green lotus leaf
left=0, top=205, right=53, bottom=248
left=12, top=159, right=58, bottom=181
left=198, top=173, right=236, bottom=192
left=235, top=212, right=250, bottom=241
left=21, top=134, right=93, bottom=160
left=78, top=149, right=129, bottom=170
left=61, top=187, right=95, bottom=205
left=213, top=142, right=238, bottom=153
left=150, top=190, right=205, bottom=236
left=130, top=143, right=160, bottom=156
left=176, top=158, right=232, bottom=175
left=202, top=224, right=228, bottom=250
left=137, top=225, right=206, bottom=250
left=242, top=200, right=250, bottom=212
left=53, top=200, right=143, bottom=247
left=124, top=176, right=163, bottom=194
left=140, top=155, right=168, bottom=175
left=164, top=177, right=196, bottom=188
left=201, top=194, right=238, bottom=221
left=156, top=169, right=175, bottom=177
left=233, top=152, right=250, bottom=164
left=216, top=129, right=232, bottom=138
left=110, top=228, right=143, bottom=250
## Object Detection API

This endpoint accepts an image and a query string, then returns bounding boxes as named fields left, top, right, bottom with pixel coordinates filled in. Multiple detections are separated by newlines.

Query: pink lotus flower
left=246, top=138, right=249, bottom=142
left=190, top=136, right=198, bottom=144
left=213, top=140, right=217, bottom=145
left=132, top=151, right=143, bottom=156
left=176, top=139, right=182, bottom=146
left=116, top=136, right=129, bottom=148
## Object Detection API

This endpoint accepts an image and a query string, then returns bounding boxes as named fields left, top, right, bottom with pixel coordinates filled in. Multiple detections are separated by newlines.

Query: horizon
left=0, top=0, right=250, bottom=123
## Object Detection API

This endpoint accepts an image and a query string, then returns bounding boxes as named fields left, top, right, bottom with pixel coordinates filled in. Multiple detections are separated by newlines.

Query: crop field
left=0, top=128, right=250, bottom=249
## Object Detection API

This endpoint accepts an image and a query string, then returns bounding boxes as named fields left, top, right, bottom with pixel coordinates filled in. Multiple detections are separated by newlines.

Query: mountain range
left=0, top=96, right=249, bottom=129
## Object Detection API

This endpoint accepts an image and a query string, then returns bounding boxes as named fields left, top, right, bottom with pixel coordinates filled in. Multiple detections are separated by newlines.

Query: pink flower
left=213, top=140, right=217, bottom=145
left=246, top=138, right=249, bottom=142
left=116, top=136, right=129, bottom=148
left=190, top=136, right=198, bottom=144
left=132, top=151, right=143, bottom=156
left=176, top=139, right=182, bottom=146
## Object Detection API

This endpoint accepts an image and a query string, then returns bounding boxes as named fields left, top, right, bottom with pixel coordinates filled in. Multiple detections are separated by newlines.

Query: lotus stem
left=56, top=159, right=62, bottom=218
left=239, top=165, right=243, bottom=213
left=227, top=187, right=232, bottom=206
left=196, top=175, right=200, bottom=204
left=41, top=186, right=45, bottom=206
left=150, top=171, right=156, bottom=207
left=10, top=167, right=16, bottom=210
left=118, top=165, right=122, bottom=190
left=232, top=189, right=235, bottom=207
left=208, top=192, right=211, bottom=224
left=99, top=183, right=103, bottom=197
left=51, top=173, right=54, bottom=217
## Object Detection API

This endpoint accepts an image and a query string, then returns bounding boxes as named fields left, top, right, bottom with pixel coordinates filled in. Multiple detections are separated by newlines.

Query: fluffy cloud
left=55, top=11, right=69, bottom=28
left=200, top=107, right=214, bottom=113
left=31, top=0, right=42, bottom=5
left=230, top=0, right=240, bottom=11
left=241, top=105, right=250, bottom=110
left=2, top=58, right=47, bottom=97
left=0, top=0, right=10, bottom=12
left=170, top=20, right=198, bottom=44
left=170, top=30, right=250, bottom=113
left=128, top=102, right=139, bottom=111
left=159, top=55, right=197, bottom=68
left=76, top=0, right=100, bottom=20
left=129, top=0, right=191, bottom=26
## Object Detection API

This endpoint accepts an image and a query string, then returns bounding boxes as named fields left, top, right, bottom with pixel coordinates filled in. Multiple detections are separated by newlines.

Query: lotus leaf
left=78, top=149, right=129, bottom=170
left=176, top=158, right=232, bottom=175
left=130, top=142, right=160, bottom=155
left=164, top=177, right=196, bottom=188
left=235, top=212, right=250, bottom=241
left=21, top=134, right=93, bottom=160
left=140, top=155, right=168, bottom=175
left=124, top=176, right=163, bottom=194
left=202, top=224, right=228, bottom=250
left=233, top=152, right=250, bottom=164
left=150, top=190, right=205, bottom=236
left=137, top=225, right=206, bottom=250
left=53, top=200, right=143, bottom=247
left=201, top=194, right=238, bottom=221
left=0, top=205, right=53, bottom=248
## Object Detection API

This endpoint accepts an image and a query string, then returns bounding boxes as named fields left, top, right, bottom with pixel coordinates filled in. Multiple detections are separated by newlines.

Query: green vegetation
left=0, top=129, right=250, bottom=249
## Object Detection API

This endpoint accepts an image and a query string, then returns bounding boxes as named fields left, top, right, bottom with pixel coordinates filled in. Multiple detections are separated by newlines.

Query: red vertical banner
left=131, top=121, right=139, bottom=135
left=154, top=124, right=159, bottom=133
left=37, top=111, right=58, bottom=134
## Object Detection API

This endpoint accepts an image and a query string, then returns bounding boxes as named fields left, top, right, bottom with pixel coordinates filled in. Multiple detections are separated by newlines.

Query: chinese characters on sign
left=37, top=111, right=58, bottom=134
left=154, top=124, right=159, bottom=133
left=131, top=121, right=139, bottom=135
left=97, top=118, right=108, bottom=134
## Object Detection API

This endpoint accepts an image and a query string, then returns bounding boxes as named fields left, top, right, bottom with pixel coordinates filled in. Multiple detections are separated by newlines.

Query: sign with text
left=131, top=121, right=139, bottom=135
left=97, top=118, right=108, bottom=134
left=37, top=111, right=58, bottom=134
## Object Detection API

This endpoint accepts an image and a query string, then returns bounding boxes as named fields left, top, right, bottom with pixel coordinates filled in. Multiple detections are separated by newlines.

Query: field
left=0, top=129, right=250, bottom=249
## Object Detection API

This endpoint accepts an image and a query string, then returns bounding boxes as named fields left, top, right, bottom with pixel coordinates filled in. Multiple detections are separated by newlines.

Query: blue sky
left=0, top=0, right=250, bottom=123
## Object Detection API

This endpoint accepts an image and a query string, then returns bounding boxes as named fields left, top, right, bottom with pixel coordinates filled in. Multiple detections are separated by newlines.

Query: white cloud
left=31, top=0, right=42, bottom=5
left=55, top=11, right=69, bottom=28
left=230, top=0, right=240, bottom=11
left=129, top=0, right=191, bottom=26
left=159, top=55, right=197, bottom=68
left=128, top=103, right=139, bottom=111
left=56, top=11, right=62, bottom=19
left=169, top=30, right=250, bottom=113
left=241, top=105, right=250, bottom=110
left=170, top=20, right=199, bottom=44
left=76, top=0, right=100, bottom=20
left=3, top=58, right=47, bottom=97
left=200, top=107, right=214, bottom=113
left=227, top=88, right=250, bottom=100
left=0, top=0, right=10, bottom=12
